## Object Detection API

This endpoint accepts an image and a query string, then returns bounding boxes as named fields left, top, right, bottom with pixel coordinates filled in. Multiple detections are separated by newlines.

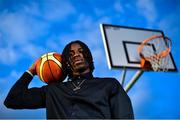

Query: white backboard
left=100, top=23, right=177, bottom=72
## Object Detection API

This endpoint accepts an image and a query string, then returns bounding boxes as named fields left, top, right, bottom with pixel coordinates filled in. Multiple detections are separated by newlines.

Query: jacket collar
left=68, top=72, right=93, bottom=81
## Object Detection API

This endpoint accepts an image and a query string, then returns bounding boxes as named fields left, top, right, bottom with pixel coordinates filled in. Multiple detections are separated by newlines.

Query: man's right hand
left=28, top=58, right=40, bottom=76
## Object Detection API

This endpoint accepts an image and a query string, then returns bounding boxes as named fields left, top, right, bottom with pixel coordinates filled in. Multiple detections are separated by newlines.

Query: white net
left=140, top=36, right=171, bottom=72
left=149, top=55, right=171, bottom=72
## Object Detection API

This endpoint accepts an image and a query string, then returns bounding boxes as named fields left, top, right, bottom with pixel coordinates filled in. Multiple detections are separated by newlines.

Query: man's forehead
left=70, top=43, right=83, bottom=50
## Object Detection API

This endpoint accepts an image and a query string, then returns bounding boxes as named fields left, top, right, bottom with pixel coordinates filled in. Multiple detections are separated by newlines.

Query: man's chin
left=74, top=65, right=87, bottom=73
left=76, top=67, right=86, bottom=72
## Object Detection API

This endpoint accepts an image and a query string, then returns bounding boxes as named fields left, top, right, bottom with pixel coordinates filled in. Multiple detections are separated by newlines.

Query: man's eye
left=69, top=52, right=74, bottom=56
left=79, top=49, right=83, bottom=53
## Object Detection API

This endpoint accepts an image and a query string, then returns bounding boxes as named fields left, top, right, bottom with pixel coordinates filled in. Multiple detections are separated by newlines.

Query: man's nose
left=73, top=51, right=80, bottom=57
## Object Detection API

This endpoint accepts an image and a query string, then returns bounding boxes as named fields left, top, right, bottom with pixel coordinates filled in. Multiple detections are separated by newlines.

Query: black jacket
left=4, top=72, right=134, bottom=119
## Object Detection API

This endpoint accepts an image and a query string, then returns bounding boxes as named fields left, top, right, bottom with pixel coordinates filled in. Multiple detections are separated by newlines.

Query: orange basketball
left=36, top=52, right=64, bottom=84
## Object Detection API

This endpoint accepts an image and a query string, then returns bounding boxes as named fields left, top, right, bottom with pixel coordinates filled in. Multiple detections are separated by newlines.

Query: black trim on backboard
left=168, top=52, right=178, bottom=72
left=122, top=41, right=156, bottom=64
left=123, top=41, right=141, bottom=64
left=100, top=23, right=178, bottom=72
left=102, top=23, right=164, bottom=33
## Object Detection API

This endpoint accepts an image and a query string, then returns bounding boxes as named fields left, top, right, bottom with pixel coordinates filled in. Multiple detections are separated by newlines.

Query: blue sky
left=0, top=0, right=180, bottom=119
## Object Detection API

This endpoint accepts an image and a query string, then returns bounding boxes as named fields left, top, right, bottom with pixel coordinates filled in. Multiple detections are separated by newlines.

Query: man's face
left=69, top=43, right=90, bottom=75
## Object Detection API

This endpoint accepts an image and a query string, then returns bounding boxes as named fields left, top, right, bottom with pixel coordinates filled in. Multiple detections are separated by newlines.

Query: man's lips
left=73, top=59, right=83, bottom=65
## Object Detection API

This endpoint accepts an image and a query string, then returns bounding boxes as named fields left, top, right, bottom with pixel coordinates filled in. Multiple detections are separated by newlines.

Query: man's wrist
left=26, top=70, right=34, bottom=77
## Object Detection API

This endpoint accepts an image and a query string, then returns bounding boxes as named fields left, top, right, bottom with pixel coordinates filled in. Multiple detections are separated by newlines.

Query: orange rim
left=138, top=35, right=171, bottom=69
left=138, top=35, right=171, bottom=60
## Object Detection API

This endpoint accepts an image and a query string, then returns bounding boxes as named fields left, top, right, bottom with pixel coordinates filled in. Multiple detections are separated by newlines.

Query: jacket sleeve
left=4, top=72, right=46, bottom=109
left=109, top=79, right=134, bottom=119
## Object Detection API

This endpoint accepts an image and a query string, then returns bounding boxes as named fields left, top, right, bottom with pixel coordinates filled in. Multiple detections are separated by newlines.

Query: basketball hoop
left=138, top=35, right=172, bottom=72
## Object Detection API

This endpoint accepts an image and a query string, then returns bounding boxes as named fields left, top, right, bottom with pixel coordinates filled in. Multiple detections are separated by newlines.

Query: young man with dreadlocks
left=4, top=40, right=134, bottom=119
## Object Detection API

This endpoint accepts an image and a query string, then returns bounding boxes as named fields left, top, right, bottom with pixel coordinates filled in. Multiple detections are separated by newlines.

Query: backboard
left=100, top=23, right=177, bottom=72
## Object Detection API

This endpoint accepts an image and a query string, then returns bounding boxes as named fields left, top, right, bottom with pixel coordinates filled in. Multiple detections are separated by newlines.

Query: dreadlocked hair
left=61, top=40, right=94, bottom=78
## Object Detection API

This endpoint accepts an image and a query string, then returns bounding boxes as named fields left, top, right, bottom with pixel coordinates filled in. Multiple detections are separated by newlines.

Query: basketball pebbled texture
left=36, top=52, right=64, bottom=84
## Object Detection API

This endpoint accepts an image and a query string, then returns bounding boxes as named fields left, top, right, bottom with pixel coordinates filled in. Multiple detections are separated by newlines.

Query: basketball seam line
left=47, top=53, right=56, bottom=83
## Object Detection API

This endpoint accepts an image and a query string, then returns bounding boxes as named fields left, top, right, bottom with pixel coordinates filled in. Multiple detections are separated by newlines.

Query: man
left=4, top=40, right=134, bottom=119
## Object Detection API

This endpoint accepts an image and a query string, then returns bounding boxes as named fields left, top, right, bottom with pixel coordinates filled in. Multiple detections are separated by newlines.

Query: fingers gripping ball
left=36, top=52, right=64, bottom=84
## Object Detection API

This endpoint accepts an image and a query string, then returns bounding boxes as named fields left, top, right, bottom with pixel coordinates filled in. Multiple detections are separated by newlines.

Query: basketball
left=36, top=52, right=64, bottom=84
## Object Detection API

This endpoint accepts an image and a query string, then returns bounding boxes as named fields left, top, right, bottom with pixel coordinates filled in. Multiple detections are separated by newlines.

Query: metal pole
left=120, top=67, right=126, bottom=87
left=124, top=70, right=144, bottom=93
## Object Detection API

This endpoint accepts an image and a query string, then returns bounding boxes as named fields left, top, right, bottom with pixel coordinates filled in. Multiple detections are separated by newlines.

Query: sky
left=0, top=0, right=180, bottom=119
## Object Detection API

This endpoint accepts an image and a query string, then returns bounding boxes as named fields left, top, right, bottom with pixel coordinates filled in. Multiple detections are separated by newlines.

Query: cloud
left=72, top=14, right=111, bottom=44
left=92, top=47, right=106, bottom=65
left=127, top=75, right=151, bottom=118
left=157, top=4, right=180, bottom=64
left=0, top=0, right=111, bottom=65
left=0, top=47, right=21, bottom=65
left=158, top=11, right=180, bottom=38
left=0, top=0, right=74, bottom=65
left=0, top=11, right=30, bottom=44
left=23, top=0, right=75, bottom=22
left=0, top=9, right=51, bottom=44
left=0, top=7, right=47, bottom=64
left=21, top=43, right=45, bottom=59
left=0, top=70, right=22, bottom=92
left=136, top=0, right=157, bottom=25
left=114, top=1, right=124, bottom=13
left=42, top=0, right=75, bottom=21
left=94, top=8, right=105, bottom=16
